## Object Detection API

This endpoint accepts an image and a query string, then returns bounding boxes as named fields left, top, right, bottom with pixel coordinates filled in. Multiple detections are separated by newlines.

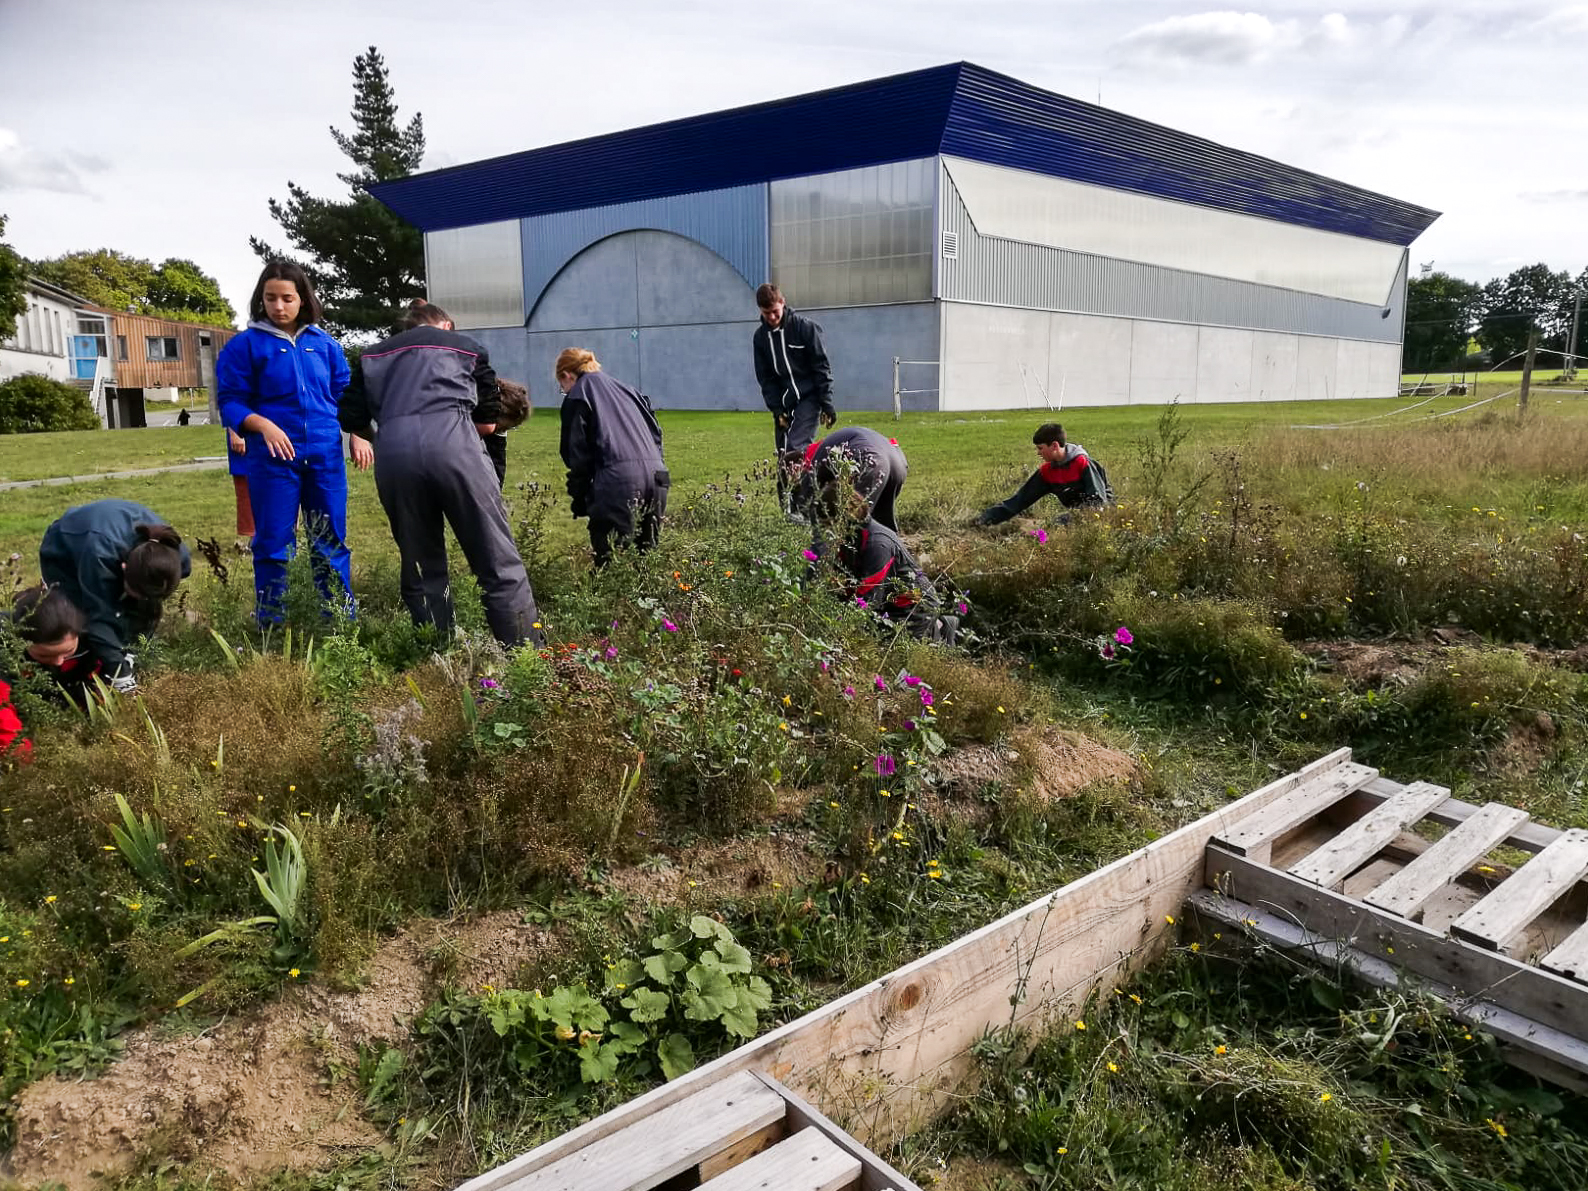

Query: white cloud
left=1113, top=11, right=1290, bottom=65
left=0, top=128, right=110, bottom=196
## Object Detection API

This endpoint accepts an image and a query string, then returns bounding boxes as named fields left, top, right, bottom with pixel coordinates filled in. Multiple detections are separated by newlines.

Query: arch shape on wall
left=525, top=228, right=757, bottom=333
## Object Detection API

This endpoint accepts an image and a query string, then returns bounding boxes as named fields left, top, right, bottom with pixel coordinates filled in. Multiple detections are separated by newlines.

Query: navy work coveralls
left=559, top=371, right=669, bottom=567
left=341, top=326, right=542, bottom=647
left=811, top=518, right=958, bottom=644
left=38, top=498, right=192, bottom=683
left=797, top=426, right=908, bottom=531
left=216, top=320, right=353, bottom=622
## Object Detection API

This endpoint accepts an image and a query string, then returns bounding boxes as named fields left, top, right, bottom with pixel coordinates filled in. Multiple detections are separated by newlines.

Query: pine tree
left=251, top=46, right=425, bottom=339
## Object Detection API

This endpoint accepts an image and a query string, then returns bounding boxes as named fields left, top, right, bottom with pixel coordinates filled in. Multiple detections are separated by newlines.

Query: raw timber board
left=455, top=748, right=1358, bottom=1191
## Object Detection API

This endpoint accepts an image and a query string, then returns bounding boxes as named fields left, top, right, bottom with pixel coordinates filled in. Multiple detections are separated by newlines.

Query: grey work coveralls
left=558, top=371, right=669, bottom=567
left=340, top=326, right=542, bottom=647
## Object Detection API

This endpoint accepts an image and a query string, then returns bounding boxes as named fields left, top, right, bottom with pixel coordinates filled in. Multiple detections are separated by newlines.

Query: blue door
left=71, top=336, right=99, bottom=379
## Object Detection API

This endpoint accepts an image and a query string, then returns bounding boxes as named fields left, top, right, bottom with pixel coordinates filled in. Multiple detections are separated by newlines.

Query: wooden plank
left=1542, top=918, right=1588, bottom=982
left=504, top=1071, right=784, bottom=1191
left=698, top=1122, right=786, bottom=1182
left=698, top=1128, right=860, bottom=1191
left=1204, top=845, right=1588, bottom=1042
left=1356, top=776, right=1560, bottom=855
left=1212, top=763, right=1378, bottom=860
left=1187, top=890, right=1588, bottom=1085
left=756, top=1073, right=925, bottom=1191
left=456, top=749, right=1355, bottom=1191
left=1289, top=781, right=1449, bottom=890
left=1449, top=829, right=1588, bottom=951
left=1363, top=803, right=1531, bottom=919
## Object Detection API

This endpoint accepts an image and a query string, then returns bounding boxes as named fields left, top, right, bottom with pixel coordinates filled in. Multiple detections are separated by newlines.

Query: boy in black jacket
left=978, top=423, right=1112, bottom=526
left=752, top=283, right=836, bottom=518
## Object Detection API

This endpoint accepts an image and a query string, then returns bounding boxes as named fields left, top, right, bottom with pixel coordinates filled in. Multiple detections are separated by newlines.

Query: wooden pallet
left=491, top=1069, right=920, bottom=1191
left=1196, top=754, right=1588, bottom=1086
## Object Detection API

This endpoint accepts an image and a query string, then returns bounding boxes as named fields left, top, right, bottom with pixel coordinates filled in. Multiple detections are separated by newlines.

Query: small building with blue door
left=370, top=62, right=1439, bottom=412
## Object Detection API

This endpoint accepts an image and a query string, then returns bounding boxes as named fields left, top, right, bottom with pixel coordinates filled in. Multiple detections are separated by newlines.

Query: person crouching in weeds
left=340, top=299, right=544, bottom=648
left=1, top=585, right=103, bottom=762
left=482, top=379, right=531, bottom=490
left=808, top=483, right=958, bottom=644
left=978, top=423, right=1112, bottom=526
left=556, top=348, right=669, bottom=567
left=787, top=425, right=908, bottom=531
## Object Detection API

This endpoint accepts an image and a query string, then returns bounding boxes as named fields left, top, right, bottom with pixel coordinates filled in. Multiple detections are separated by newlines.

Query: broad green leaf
left=607, top=958, right=646, bottom=990
left=690, top=915, right=730, bottom=941
left=651, top=931, right=687, bottom=952
left=719, top=1000, right=759, bottom=1038
left=713, top=938, right=753, bottom=974
left=607, top=1020, right=647, bottom=1054
left=545, top=985, right=608, bottom=1032
left=658, top=1033, right=696, bottom=1080
left=643, top=951, right=687, bottom=985
left=577, top=1039, right=621, bottom=1084
left=738, top=975, right=773, bottom=1013
left=621, top=987, right=672, bottom=1024
left=683, top=965, right=738, bottom=1021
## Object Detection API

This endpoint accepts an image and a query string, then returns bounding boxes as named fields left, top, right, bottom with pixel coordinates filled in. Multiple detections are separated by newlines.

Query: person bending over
left=38, top=500, right=189, bottom=693
left=978, top=423, right=1112, bottom=526
left=789, top=425, right=908, bottom=532
left=340, top=299, right=543, bottom=648
left=556, top=348, right=669, bottom=567
left=752, top=283, right=835, bottom=519
left=481, top=379, right=531, bottom=490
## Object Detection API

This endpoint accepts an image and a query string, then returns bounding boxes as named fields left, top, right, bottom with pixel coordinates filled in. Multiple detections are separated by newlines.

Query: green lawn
left=5, top=393, right=1588, bottom=562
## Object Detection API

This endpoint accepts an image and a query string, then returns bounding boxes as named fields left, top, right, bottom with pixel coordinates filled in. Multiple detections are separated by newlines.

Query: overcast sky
left=2, top=0, right=1583, bottom=322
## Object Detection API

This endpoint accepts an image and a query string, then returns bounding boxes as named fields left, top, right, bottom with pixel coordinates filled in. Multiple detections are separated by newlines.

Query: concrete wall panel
left=1295, top=335, right=1340, bottom=403
left=637, top=231, right=758, bottom=326
left=1195, top=325, right=1255, bottom=403
left=1129, top=321, right=1199, bottom=405
left=1048, top=313, right=1132, bottom=407
left=1250, top=332, right=1300, bottom=403
left=939, top=303, right=1051, bottom=411
left=529, top=234, right=641, bottom=332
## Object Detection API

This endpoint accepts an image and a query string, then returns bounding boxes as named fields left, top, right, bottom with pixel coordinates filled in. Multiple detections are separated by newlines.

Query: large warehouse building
left=371, top=62, right=1439, bottom=412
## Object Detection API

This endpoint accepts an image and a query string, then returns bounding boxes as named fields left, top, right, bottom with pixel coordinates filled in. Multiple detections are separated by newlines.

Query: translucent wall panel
left=424, top=221, right=525, bottom=329
left=770, top=159, right=933, bottom=308
left=943, top=157, right=1404, bottom=306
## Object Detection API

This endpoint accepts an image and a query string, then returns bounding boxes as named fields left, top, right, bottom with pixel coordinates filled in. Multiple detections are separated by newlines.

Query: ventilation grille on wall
left=941, top=230, right=959, bottom=259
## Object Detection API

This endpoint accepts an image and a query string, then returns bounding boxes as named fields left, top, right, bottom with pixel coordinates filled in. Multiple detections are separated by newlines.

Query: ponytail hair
left=402, top=298, right=452, bottom=330
left=554, top=348, right=600, bottom=378
left=124, top=523, right=184, bottom=601
left=496, top=379, right=532, bottom=431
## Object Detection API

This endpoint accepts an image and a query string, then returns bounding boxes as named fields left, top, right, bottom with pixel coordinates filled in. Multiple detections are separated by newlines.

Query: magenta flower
left=604, top=646, right=618, bottom=660
left=904, top=719, right=917, bottom=731
left=875, top=754, right=896, bottom=777
left=1101, top=643, right=1116, bottom=660
left=479, top=677, right=499, bottom=691
left=920, top=690, right=934, bottom=707
left=903, top=675, right=922, bottom=688
left=1114, top=626, right=1134, bottom=646
left=956, top=600, right=969, bottom=615
left=819, top=659, right=830, bottom=672
left=1030, top=529, right=1049, bottom=544
left=801, top=548, right=819, bottom=561
left=843, top=684, right=856, bottom=698
left=856, top=597, right=869, bottom=610
left=874, top=675, right=888, bottom=691
left=663, top=620, right=678, bottom=633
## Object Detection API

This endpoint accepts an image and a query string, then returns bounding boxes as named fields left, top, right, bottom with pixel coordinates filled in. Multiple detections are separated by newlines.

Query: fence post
left=892, top=356, right=902, bottom=421
left=1519, top=331, right=1539, bottom=412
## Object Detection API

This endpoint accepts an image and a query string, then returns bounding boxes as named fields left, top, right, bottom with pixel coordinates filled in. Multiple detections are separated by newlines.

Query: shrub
left=0, top=373, right=100, bottom=434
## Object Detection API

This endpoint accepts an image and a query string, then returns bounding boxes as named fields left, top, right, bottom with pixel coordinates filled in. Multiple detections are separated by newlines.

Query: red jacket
left=0, top=676, right=32, bottom=764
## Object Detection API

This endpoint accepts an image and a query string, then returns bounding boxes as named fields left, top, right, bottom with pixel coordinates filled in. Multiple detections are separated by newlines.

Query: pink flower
left=604, top=646, right=618, bottom=660
left=801, top=548, right=819, bottom=561
left=843, top=684, right=856, bottom=698
left=479, top=677, right=499, bottom=690
left=903, top=675, right=922, bottom=688
left=856, top=597, right=869, bottom=610
left=1101, top=643, right=1116, bottom=660
left=1114, top=626, right=1134, bottom=646
left=875, top=755, right=896, bottom=777
left=956, top=600, right=969, bottom=615
left=874, top=676, right=888, bottom=691
left=920, top=690, right=934, bottom=707
left=819, top=659, right=830, bottom=672
left=904, top=719, right=917, bottom=731
left=1030, top=529, right=1049, bottom=544
left=663, top=620, right=678, bottom=633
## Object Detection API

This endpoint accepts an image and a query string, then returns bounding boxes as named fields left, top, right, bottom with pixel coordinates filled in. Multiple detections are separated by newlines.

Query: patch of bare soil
left=922, top=1154, right=1026, bottom=1189
left=7, top=913, right=556, bottom=1190
left=1298, top=640, right=1425, bottom=688
left=605, top=830, right=829, bottom=906
left=934, top=726, right=1137, bottom=803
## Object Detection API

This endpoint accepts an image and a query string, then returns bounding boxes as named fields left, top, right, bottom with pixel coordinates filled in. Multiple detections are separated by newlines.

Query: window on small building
left=146, top=336, right=180, bottom=361
left=118, top=336, right=128, bottom=361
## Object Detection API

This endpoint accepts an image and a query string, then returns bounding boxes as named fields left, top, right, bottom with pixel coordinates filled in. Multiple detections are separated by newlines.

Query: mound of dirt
left=606, top=830, right=828, bottom=906
left=1298, top=640, right=1424, bottom=688
left=933, top=726, right=1137, bottom=803
left=7, top=912, right=555, bottom=1190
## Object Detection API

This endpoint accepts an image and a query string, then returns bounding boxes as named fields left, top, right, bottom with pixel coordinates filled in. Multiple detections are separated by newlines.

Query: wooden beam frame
left=457, top=748, right=1358, bottom=1191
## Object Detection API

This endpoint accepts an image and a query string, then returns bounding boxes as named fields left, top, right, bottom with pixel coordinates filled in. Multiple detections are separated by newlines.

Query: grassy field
left=4, top=395, right=1588, bottom=1190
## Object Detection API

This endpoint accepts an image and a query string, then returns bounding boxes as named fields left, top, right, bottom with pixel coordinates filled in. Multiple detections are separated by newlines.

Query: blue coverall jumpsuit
left=216, top=320, right=353, bottom=623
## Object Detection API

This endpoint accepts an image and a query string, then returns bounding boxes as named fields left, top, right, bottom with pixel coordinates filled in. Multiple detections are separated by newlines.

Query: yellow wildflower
left=44, top=895, right=56, bottom=904
left=1214, top=1044, right=1227, bottom=1056
left=289, top=968, right=300, bottom=978
left=14, top=979, right=28, bottom=988
left=1074, top=1020, right=1086, bottom=1031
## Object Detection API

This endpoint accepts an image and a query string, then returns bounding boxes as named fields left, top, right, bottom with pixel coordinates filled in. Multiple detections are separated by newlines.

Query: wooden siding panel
left=92, top=308, right=238, bottom=390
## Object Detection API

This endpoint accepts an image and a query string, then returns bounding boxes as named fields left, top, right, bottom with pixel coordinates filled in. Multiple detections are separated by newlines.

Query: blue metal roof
left=371, top=62, right=1438, bottom=246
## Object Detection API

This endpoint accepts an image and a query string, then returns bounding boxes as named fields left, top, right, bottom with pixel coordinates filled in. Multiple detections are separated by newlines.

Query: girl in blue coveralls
left=216, top=262, right=370, bottom=624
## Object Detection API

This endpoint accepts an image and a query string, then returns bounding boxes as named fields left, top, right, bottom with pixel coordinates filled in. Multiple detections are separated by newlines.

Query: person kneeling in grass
left=977, top=422, right=1112, bottom=526
left=0, top=585, right=101, bottom=763
left=808, top=484, right=958, bottom=645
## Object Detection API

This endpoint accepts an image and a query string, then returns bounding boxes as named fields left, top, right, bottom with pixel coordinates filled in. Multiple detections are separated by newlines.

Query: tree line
left=1405, top=265, right=1583, bottom=374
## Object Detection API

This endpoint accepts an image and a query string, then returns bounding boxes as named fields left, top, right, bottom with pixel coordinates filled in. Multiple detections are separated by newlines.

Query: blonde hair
left=555, top=348, right=601, bottom=378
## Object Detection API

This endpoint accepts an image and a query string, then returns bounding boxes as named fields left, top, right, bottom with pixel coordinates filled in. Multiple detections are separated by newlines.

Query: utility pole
left=1569, top=293, right=1582, bottom=382
left=1519, top=330, right=1539, bottom=412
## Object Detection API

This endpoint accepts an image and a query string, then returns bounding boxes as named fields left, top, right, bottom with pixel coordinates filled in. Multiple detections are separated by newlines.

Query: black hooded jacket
left=752, top=308, right=833, bottom=416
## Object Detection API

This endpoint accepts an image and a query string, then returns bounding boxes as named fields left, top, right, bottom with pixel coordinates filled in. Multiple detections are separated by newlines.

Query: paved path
left=0, top=459, right=229, bottom=491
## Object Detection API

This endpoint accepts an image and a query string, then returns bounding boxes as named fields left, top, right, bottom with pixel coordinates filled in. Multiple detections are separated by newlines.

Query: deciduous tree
left=31, top=249, right=235, bottom=328
left=0, top=215, right=27, bottom=343
left=1404, top=271, right=1482, bottom=373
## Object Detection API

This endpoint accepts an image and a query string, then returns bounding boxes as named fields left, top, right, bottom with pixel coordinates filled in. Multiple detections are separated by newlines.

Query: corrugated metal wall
left=522, top=184, right=766, bottom=323
left=938, top=162, right=1406, bottom=343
